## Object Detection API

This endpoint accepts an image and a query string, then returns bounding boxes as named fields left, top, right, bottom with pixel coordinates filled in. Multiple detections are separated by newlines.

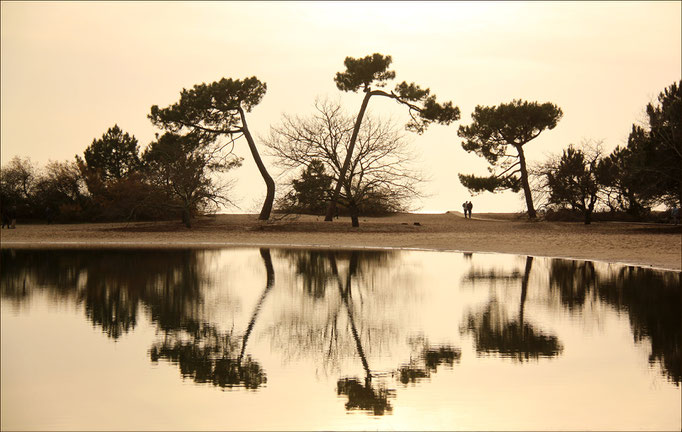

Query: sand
left=1, top=212, right=680, bottom=271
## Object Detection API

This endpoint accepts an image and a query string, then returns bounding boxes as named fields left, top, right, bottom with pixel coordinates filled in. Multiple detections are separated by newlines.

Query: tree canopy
left=625, top=80, right=681, bottom=206
left=149, top=77, right=275, bottom=220
left=78, top=124, right=141, bottom=183
left=143, top=131, right=242, bottom=228
left=458, top=99, right=563, bottom=219
left=285, top=159, right=333, bottom=215
left=541, top=143, right=603, bottom=224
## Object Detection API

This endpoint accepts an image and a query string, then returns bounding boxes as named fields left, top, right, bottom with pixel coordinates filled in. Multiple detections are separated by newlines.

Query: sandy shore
left=1, top=212, right=680, bottom=271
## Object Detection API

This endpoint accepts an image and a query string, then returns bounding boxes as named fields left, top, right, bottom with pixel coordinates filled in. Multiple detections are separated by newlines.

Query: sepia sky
left=1, top=1, right=680, bottom=214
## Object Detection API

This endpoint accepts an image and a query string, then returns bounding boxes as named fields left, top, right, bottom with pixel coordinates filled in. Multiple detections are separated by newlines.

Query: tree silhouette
left=458, top=100, right=563, bottom=219
left=149, top=77, right=275, bottom=220
left=77, top=124, right=141, bottom=184
left=143, top=131, right=243, bottom=227
left=539, top=142, right=604, bottom=224
left=624, top=80, right=681, bottom=207
left=324, top=53, right=460, bottom=222
left=284, top=159, right=333, bottom=214
left=594, top=145, right=650, bottom=216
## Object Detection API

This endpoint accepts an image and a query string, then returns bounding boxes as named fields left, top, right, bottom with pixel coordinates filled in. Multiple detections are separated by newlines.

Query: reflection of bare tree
left=149, top=248, right=274, bottom=390
left=267, top=249, right=402, bottom=370
left=330, top=251, right=370, bottom=376
left=462, top=257, right=563, bottom=362
left=272, top=249, right=463, bottom=415
left=549, top=260, right=681, bottom=384
left=275, top=249, right=397, bottom=301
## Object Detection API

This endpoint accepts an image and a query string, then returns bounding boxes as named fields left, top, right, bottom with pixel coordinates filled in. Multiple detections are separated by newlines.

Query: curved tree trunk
left=238, top=248, right=275, bottom=363
left=516, top=145, right=537, bottom=219
left=239, top=108, right=275, bottom=220
left=325, top=91, right=373, bottom=222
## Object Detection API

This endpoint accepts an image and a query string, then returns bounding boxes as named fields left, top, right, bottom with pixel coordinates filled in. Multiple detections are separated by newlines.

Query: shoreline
left=1, top=212, right=680, bottom=271
left=2, top=239, right=679, bottom=273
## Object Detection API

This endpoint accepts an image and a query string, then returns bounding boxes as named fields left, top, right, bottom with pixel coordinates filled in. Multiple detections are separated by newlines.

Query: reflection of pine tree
left=149, top=325, right=266, bottom=389
left=397, top=336, right=461, bottom=385
left=462, top=257, right=563, bottom=362
left=549, top=260, right=681, bottom=384
left=337, top=377, right=394, bottom=416
left=149, top=249, right=274, bottom=390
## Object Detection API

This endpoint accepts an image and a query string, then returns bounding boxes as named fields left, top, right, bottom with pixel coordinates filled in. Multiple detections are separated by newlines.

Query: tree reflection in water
left=327, top=251, right=460, bottom=415
left=3, top=245, right=676, bottom=417
left=549, top=259, right=681, bottom=385
left=1, top=248, right=206, bottom=338
left=149, top=248, right=274, bottom=390
left=461, top=257, right=564, bottom=362
left=0, top=247, right=269, bottom=390
left=396, top=336, right=461, bottom=385
left=328, top=250, right=395, bottom=415
left=274, top=249, right=460, bottom=415
left=149, top=324, right=266, bottom=389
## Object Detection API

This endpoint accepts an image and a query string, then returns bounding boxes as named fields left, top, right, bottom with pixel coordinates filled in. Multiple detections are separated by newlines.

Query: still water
left=1, top=247, right=680, bottom=431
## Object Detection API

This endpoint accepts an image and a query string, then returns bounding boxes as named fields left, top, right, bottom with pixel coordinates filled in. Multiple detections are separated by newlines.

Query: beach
left=1, top=212, right=680, bottom=271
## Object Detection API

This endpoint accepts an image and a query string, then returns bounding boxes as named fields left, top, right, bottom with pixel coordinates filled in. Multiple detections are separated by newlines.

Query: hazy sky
left=2, top=1, right=680, bottom=214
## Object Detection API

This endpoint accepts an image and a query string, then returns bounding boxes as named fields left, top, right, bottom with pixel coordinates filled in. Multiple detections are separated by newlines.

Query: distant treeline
left=1, top=53, right=679, bottom=227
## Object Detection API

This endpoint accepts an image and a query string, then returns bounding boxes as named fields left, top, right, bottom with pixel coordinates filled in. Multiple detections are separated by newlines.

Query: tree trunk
left=519, top=256, right=533, bottom=326
left=584, top=200, right=595, bottom=225
left=182, top=207, right=191, bottom=228
left=325, top=91, right=373, bottom=221
left=516, top=145, right=537, bottom=219
left=350, top=203, right=360, bottom=228
left=239, top=107, right=275, bottom=220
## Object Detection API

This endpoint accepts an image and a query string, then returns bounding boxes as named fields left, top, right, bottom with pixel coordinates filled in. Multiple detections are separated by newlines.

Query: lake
left=1, top=247, right=680, bottom=431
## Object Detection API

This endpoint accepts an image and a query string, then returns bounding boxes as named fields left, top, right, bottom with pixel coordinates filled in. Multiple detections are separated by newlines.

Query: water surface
left=1, top=247, right=680, bottom=430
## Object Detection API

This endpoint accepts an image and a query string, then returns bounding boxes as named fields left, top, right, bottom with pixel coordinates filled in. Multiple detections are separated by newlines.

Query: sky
left=1, top=1, right=680, bottom=214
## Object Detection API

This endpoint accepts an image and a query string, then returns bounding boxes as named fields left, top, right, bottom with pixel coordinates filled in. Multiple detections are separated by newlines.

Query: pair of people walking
left=1, top=205, right=17, bottom=229
left=462, top=201, right=473, bottom=219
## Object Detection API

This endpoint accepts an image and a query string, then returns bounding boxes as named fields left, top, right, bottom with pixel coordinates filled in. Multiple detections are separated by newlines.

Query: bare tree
left=264, top=99, right=424, bottom=227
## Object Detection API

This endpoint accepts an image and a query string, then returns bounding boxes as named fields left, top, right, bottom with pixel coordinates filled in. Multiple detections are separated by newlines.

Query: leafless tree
left=263, top=99, right=424, bottom=227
